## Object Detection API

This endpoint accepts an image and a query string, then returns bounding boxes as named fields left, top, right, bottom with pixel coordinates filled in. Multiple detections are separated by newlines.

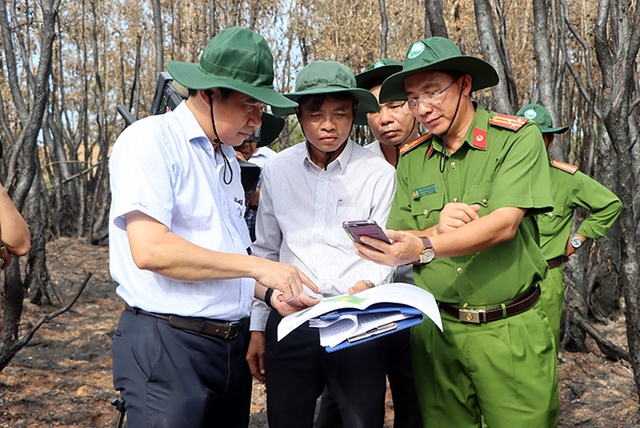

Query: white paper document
left=277, top=283, right=443, bottom=343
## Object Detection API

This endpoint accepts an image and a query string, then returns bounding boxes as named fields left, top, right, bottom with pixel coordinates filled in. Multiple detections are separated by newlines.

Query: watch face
left=571, top=237, right=582, bottom=249
left=419, top=248, right=435, bottom=264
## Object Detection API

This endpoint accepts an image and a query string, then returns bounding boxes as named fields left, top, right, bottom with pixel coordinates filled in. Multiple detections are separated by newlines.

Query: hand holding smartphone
left=342, top=220, right=391, bottom=250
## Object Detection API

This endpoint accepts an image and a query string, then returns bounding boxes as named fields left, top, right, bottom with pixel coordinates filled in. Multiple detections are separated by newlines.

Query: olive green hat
left=355, top=59, right=404, bottom=90
left=379, top=37, right=499, bottom=103
left=250, top=112, right=285, bottom=147
left=271, top=60, right=379, bottom=117
left=354, top=59, right=403, bottom=125
left=516, top=104, right=569, bottom=134
left=166, top=26, right=297, bottom=109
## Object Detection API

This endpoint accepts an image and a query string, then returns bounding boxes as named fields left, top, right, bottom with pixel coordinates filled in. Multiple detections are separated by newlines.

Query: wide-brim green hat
left=516, top=104, right=569, bottom=134
left=271, top=60, right=379, bottom=117
left=254, top=112, right=285, bottom=147
left=166, top=26, right=297, bottom=109
left=354, top=59, right=403, bottom=125
left=379, top=37, right=499, bottom=103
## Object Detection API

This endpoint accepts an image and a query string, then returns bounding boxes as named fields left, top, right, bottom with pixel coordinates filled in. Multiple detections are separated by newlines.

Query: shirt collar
left=303, top=138, right=354, bottom=174
left=427, top=102, right=489, bottom=158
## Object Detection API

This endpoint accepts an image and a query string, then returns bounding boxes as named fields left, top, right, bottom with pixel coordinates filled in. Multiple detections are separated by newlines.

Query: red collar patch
left=472, top=127, right=487, bottom=150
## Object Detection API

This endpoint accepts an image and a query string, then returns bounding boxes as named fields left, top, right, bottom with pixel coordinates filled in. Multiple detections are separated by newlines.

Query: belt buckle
left=459, top=308, right=486, bottom=323
left=224, top=322, right=241, bottom=339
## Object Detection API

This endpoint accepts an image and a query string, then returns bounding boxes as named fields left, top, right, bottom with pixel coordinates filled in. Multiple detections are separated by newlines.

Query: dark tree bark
left=151, top=0, right=164, bottom=77
left=472, top=0, right=515, bottom=113
left=378, top=0, right=388, bottom=59
left=424, top=0, right=448, bottom=38
left=0, top=0, right=60, bottom=358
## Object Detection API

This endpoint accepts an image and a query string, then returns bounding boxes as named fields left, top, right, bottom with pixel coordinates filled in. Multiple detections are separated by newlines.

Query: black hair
left=187, top=87, right=233, bottom=101
left=297, top=92, right=358, bottom=113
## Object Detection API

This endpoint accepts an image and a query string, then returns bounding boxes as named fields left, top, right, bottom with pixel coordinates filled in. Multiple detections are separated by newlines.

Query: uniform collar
left=425, top=103, right=489, bottom=159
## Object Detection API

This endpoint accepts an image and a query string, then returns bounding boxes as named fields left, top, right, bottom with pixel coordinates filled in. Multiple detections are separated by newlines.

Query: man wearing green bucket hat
left=109, top=26, right=321, bottom=428
left=247, top=60, right=397, bottom=428
left=314, top=58, right=424, bottom=428
left=516, top=103, right=621, bottom=350
left=353, top=37, right=559, bottom=427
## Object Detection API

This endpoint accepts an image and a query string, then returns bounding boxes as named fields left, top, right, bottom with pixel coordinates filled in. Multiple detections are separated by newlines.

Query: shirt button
left=453, top=198, right=458, bottom=203
left=423, top=209, right=429, bottom=216
left=456, top=267, right=463, bottom=274
left=315, top=234, right=322, bottom=241
left=482, top=198, right=488, bottom=204
left=450, top=162, right=456, bottom=169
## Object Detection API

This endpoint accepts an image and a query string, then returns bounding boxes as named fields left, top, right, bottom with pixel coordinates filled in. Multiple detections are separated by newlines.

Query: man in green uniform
left=516, top=103, right=622, bottom=349
left=354, top=37, right=559, bottom=428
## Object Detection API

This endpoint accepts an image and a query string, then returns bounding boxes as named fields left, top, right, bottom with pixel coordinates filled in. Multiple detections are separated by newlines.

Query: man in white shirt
left=109, top=27, right=319, bottom=428
left=246, top=60, right=397, bottom=428
left=315, top=59, right=424, bottom=428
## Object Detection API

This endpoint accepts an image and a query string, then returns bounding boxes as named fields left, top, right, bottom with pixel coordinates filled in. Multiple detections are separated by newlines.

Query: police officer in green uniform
left=354, top=37, right=559, bottom=428
left=516, top=103, right=622, bottom=349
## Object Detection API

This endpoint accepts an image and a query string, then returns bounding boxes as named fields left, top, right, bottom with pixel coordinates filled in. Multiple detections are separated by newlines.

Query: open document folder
left=277, top=283, right=443, bottom=353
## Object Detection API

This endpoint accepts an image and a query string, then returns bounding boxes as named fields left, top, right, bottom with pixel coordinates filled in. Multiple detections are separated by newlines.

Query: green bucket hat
left=379, top=37, right=499, bottom=103
left=271, top=60, right=379, bottom=117
left=516, top=104, right=569, bottom=134
left=354, top=59, right=403, bottom=125
left=247, top=112, right=285, bottom=147
left=166, top=26, right=297, bottom=109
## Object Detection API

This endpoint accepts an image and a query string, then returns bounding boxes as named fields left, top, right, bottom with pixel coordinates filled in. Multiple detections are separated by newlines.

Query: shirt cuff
left=250, top=299, right=271, bottom=331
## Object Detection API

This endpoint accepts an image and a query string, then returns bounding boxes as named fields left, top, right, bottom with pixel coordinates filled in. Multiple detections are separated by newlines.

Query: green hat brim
left=167, top=61, right=298, bottom=109
left=355, top=64, right=403, bottom=91
left=271, top=87, right=379, bottom=118
left=539, top=125, right=570, bottom=134
left=257, top=112, right=285, bottom=147
left=379, top=56, right=499, bottom=103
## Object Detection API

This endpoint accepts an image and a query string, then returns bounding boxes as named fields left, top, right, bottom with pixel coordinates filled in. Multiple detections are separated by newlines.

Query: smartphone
left=342, top=220, right=392, bottom=248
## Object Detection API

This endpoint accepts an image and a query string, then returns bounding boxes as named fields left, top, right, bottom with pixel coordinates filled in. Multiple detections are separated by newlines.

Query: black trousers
left=112, top=310, right=252, bottom=428
left=314, top=327, right=424, bottom=428
left=265, top=310, right=388, bottom=428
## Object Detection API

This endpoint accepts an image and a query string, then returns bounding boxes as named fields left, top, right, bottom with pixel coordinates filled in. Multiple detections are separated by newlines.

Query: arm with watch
left=354, top=205, right=527, bottom=267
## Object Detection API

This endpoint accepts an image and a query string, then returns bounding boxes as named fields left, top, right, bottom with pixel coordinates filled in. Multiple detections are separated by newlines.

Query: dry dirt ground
left=0, top=237, right=638, bottom=427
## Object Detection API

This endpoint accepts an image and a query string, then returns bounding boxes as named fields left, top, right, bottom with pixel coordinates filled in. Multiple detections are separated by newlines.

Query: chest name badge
left=412, top=184, right=437, bottom=199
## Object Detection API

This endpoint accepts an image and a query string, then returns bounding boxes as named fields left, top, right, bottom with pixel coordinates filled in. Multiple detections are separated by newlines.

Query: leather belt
left=547, top=256, right=567, bottom=269
left=124, top=304, right=242, bottom=340
left=439, top=286, right=540, bottom=324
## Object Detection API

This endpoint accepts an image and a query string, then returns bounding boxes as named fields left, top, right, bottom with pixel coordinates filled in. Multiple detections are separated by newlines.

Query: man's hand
left=348, top=280, right=374, bottom=294
left=355, top=230, right=423, bottom=267
left=254, top=259, right=321, bottom=302
left=437, top=203, right=481, bottom=234
left=271, top=290, right=320, bottom=317
left=246, top=331, right=267, bottom=383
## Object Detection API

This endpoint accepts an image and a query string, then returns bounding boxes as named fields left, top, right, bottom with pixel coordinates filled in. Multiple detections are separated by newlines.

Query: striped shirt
left=109, top=102, right=254, bottom=321
left=250, top=140, right=396, bottom=330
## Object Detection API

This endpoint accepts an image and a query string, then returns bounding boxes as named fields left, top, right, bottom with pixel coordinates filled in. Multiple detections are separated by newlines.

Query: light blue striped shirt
left=109, top=102, right=254, bottom=321
left=250, top=140, right=396, bottom=330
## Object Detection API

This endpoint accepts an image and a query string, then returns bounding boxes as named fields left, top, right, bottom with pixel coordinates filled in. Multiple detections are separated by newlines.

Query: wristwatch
left=570, top=236, right=583, bottom=249
left=418, top=237, right=435, bottom=264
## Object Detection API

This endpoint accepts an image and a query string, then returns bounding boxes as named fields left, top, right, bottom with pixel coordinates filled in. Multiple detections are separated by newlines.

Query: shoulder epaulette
left=550, top=159, right=578, bottom=175
left=489, top=114, right=528, bottom=132
left=400, top=132, right=432, bottom=156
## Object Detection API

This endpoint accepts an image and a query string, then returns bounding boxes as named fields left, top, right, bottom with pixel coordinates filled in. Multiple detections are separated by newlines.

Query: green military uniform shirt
left=538, top=161, right=622, bottom=260
left=387, top=104, right=554, bottom=306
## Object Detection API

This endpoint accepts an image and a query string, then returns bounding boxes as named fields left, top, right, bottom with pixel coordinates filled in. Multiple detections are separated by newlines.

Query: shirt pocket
left=411, top=192, right=445, bottom=230
left=463, top=184, right=492, bottom=216
left=331, top=206, right=372, bottom=250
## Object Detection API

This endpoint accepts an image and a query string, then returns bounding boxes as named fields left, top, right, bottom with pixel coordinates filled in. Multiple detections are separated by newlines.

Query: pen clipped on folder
left=347, top=321, right=398, bottom=343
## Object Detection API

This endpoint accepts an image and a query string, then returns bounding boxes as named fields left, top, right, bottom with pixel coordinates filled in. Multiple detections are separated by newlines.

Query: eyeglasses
left=404, top=75, right=462, bottom=112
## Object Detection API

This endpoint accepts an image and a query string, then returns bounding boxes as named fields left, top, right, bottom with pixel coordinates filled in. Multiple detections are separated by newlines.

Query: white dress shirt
left=109, top=101, right=254, bottom=321
left=249, top=146, right=277, bottom=169
left=250, top=140, right=396, bottom=330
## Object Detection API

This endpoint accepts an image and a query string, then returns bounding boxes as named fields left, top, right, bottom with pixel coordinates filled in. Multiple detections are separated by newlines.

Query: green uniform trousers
left=411, top=300, right=558, bottom=428
left=539, top=266, right=564, bottom=350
